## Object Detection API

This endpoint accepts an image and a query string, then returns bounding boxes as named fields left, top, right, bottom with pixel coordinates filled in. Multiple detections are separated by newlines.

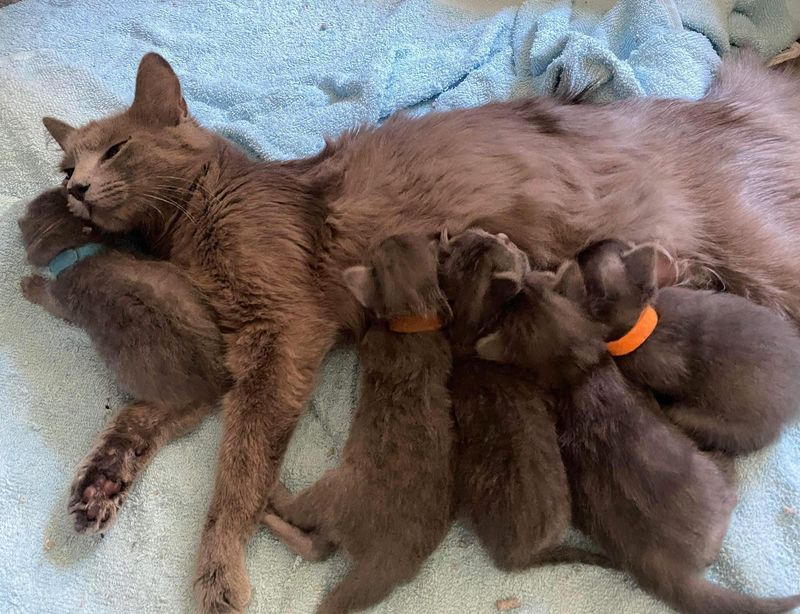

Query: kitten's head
left=438, top=228, right=530, bottom=346
left=18, top=188, right=102, bottom=266
left=475, top=261, right=607, bottom=387
left=342, top=233, right=452, bottom=322
left=42, top=53, right=214, bottom=233
left=576, top=239, right=677, bottom=337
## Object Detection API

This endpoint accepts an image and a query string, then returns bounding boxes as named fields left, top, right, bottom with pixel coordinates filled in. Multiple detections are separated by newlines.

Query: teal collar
left=48, top=243, right=105, bottom=278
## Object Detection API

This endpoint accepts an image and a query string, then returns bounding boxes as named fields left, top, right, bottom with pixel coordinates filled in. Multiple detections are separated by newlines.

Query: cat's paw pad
left=20, top=275, right=47, bottom=304
left=68, top=470, right=127, bottom=533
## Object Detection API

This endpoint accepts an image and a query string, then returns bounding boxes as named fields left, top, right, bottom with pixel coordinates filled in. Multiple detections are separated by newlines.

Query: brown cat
left=574, top=239, right=800, bottom=454
left=439, top=229, right=607, bottom=570
left=39, top=50, right=800, bottom=611
left=470, top=245, right=800, bottom=613
left=263, top=234, right=454, bottom=614
left=18, top=187, right=227, bottom=531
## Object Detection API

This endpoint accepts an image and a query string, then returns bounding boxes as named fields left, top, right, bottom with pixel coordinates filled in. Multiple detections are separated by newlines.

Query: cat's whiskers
left=139, top=191, right=197, bottom=225
left=32, top=219, right=65, bottom=252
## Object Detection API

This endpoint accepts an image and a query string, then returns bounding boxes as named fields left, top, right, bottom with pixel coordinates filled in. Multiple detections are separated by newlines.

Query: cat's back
left=564, top=361, right=732, bottom=557
left=656, top=286, right=800, bottom=365
left=346, top=327, right=453, bottom=472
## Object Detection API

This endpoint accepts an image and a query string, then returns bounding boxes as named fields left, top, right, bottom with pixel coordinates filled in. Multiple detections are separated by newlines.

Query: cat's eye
left=62, top=167, right=74, bottom=179
left=102, top=139, right=129, bottom=162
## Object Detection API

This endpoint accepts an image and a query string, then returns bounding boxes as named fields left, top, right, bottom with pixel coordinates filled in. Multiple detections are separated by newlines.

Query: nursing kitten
left=470, top=241, right=800, bottom=613
left=264, top=234, right=455, bottom=614
left=574, top=239, right=800, bottom=454
left=18, top=187, right=227, bottom=531
left=439, top=229, right=607, bottom=570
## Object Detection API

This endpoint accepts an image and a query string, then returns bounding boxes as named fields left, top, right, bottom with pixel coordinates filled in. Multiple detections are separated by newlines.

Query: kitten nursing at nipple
left=438, top=229, right=608, bottom=570
left=18, top=187, right=227, bottom=531
left=264, top=234, right=455, bottom=614
left=462, top=232, right=800, bottom=614
left=575, top=239, right=800, bottom=454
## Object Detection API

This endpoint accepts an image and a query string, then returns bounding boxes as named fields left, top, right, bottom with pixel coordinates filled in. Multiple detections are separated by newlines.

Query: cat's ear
left=475, top=332, right=504, bottom=362
left=552, top=260, right=586, bottom=302
left=621, top=243, right=676, bottom=293
left=342, top=265, right=376, bottom=309
left=42, top=117, right=75, bottom=150
left=490, top=270, right=523, bottom=305
left=130, top=53, right=188, bottom=126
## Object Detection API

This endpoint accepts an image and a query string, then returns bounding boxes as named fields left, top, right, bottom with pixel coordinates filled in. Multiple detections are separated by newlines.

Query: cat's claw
left=68, top=469, right=128, bottom=533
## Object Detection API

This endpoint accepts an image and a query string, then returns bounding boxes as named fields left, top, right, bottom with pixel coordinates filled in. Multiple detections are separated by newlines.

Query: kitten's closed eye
left=102, top=140, right=129, bottom=162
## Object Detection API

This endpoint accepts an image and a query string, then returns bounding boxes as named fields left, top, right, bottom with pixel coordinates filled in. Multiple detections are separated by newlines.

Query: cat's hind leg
left=69, top=400, right=213, bottom=532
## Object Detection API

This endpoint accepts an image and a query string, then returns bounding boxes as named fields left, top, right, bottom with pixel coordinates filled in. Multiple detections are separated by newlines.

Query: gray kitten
left=470, top=235, right=800, bottom=614
left=439, top=229, right=608, bottom=569
left=18, top=188, right=227, bottom=531
left=574, top=239, right=800, bottom=454
left=264, top=234, right=455, bottom=614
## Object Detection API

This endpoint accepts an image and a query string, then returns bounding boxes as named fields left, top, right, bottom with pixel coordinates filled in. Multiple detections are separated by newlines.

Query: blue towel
left=1, top=0, right=799, bottom=612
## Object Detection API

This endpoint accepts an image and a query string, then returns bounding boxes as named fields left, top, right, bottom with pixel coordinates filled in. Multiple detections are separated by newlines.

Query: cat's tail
left=516, top=545, right=613, bottom=570
left=641, top=568, right=800, bottom=614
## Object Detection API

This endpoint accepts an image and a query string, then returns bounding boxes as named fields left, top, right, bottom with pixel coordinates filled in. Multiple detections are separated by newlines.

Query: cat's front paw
left=68, top=434, right=146, bottom=533
left=194, top=539, right=251, bottom=614
left=20, top=275, right=47, bottom=305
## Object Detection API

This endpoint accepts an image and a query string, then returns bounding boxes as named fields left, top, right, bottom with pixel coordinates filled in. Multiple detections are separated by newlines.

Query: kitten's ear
left=553, top=260, right=586, bottom=302
left=342, top=265, right=376, bottom=309
left=42, top=117, right=75, bottom=150
left=620, top=244, right=659, bottom=294
left=130, top=53, right=188, bottom=126
left=490, top=270, right=523, bottom=305
left=476, top=332, right=504, bottom=362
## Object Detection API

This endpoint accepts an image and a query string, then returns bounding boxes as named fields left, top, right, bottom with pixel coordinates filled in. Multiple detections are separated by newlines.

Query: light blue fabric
left=1, top=1, right=799, bottom=612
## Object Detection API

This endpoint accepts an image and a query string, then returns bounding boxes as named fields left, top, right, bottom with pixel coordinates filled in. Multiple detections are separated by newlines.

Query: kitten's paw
left=20, top=275, right=47, bottom=305
left=68, top=434, right=146, bottom=533
left=194, top=542, right=251, bottom=614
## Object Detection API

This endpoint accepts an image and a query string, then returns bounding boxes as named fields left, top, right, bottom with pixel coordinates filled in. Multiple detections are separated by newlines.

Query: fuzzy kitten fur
left=264, top=234, right=455, bottom=614
left=18, top=187, right=228, bottom=531
left=574, top=239, right=800, bottom=454
left=439, top=229, right=608, bottom=570
left=464, top=234, right=800, bottom=614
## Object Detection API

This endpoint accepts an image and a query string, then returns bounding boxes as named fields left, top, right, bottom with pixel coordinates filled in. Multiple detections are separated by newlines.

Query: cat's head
left=474, top=261, right=607, bottom=387
left=576, top=239, right=677, bottom=337
left=42, top=53, right=215, bottom=233
left=342, top=233, right=452, bottom=323
left=18, top=188, right=102, bottom=266
left=437, top=228, right=530, bottom=346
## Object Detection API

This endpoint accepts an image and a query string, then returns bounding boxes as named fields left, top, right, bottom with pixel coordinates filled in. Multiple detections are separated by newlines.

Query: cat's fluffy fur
left=265, top=235, right=455, bottom=614
left=37, top=51, right=800, bottom=610
left=466, top=234, right=800, bottom=614
left=18, top=187, right=228, bottom=531
left=439, top=229, right=607, bottom=569
left=574, top=239, right=800, bottom=454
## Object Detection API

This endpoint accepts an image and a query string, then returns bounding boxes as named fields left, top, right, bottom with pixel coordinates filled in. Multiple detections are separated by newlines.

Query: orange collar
left=388, top=314, right=443, bottom=334
left=606, top=305, right=658, bottom=357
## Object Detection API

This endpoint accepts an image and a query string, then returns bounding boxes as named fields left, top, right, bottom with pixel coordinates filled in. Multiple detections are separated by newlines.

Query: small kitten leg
left=69, top=400, right=213, bottom=533
left=21, top=275, right=71, bottom=321
left=260, top=513, right=334, bottom=562
left=316, top=558, right=418, bottom=614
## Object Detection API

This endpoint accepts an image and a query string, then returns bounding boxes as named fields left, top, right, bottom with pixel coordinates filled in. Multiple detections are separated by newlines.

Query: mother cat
left=43, top=52, right=800, bottom=612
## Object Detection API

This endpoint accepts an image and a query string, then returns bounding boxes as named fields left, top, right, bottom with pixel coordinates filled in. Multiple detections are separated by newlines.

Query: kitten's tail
left=642, top=569, right=800, bottom=614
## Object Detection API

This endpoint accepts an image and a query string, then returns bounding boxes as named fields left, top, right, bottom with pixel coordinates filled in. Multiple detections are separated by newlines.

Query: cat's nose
left=68, top=183, right=90, bottom=201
